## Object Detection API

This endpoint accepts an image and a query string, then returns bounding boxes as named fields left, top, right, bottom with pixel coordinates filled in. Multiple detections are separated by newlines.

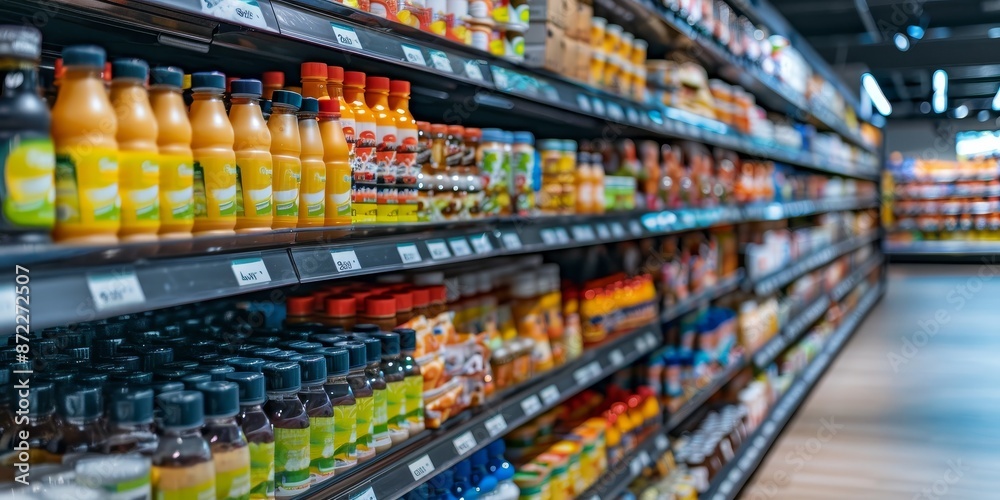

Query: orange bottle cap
left=53, top=58, right=64, bottom=81
left=343, top=71, right=366, bottom=87
left=312, top=291, right=331, bottom=312
left=351, top=290, right=373, bottom=304
left=389, top=80, right=410, bottom=94
left=262, top=71, right=284, bottom=87
left=301, top=62, right=328, bottom=78
left=464, top=127, right=482, bottom=139
left=416, top=121, right=431, bottom=132
left=430, top=124, right=448, bottom=135
left=447, top=125, right=465, bottom=136
left=325, top=294, right=357, bottom=317
left=103, top=62, right=112, bottom=82
left=411, top=287, right=430, bottom=308
left=287, top=296, right=315, bottom=316
left=427, top=285, right=446, bottom=303
left=318, top=98, right=341, bottom=116
left=365, top=295, right=397, bottom=316
left=327, top=65, right=345, bottom=82
left=366, top=76, right=390, bottom=91
left=392, top=291, right=413, bottom=312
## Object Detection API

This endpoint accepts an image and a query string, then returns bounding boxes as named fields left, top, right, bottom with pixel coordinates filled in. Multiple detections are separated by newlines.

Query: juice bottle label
left=404, top=375, right=424, bottom=425
left=119, top=150, right=160, bottom=227
left=354, top=395, right=374, bottom=457
left=1, top=135, right=55, bottom=228
left=352, top=128, right=377, bottom=223
left=300, top=161, right=326, bottom=219
left=273, top=158, right=301, bottom=218
left=308, top=415, right=336, bottom=481
left=55, top=148, right=119, bottom=224
left=152, top=470, right=215, bottom=500
left=375, top=128, right=397, bottom=223
left=235, top=157, right=273, bottom=216
left=273, top=427, right=310, bottom=494
left=372, top=388, right=388, bottom=436
left=192, top=157, right=237, bottom=218
left=386, top=380, right=407, bottom=431
left=215, top=458, right=252, bottom=500
left=159, top=153, right=194, bottom=223
left=248, top=441, right=276, bottom=499
left=396, top=133, right=418, bottom=223
left=328, top=158, right=352, bottom=218
left=513, top=150, right=534, bottom=215
left=334, top=403, right=358, bottom=466
left=479, top=149, right=506, bottom=216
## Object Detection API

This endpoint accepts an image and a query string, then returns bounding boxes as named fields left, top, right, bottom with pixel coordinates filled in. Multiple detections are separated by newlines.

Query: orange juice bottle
left=189, top=72, right=237, bottom=235
left=389, top=80, right=418, bottom=224
left=52, top=45, right=119, bottom=243
left=364, top=76, right=398, bottom=224
left=149, top=66, right=194, bottom=238
left=268, top=90, right=303, bottom=229
left=297, top=97, right=326, bottom=227
left=111, top=58, right=160, bottom=242
left=262, top=71, right=284, bottom=101
left=318, top=99, right=351, bottom=227
left=229, top=79, right=273, bottom=232
left=343, top=71, right=377, bottom=224
left=301, top=62, right=329, bottom=100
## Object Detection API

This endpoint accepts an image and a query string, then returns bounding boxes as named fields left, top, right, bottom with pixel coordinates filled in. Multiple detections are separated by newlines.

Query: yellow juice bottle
left=388, top=80, right=418, bottom=223
left=229, top=79, right=273, bottom=233
left=297, top=97, right=326, bottom=227
left=268, top=90, right=303, bottom=229
left=189, top=72, right=237, bottom=235
left=319, top=99, right=351, bottom=227
left=111, top=58, right=160, bottom=242
left=149, top=66, right=194, bottom=238
left=300, top=62, right=329, bottom=100
left=364, top=76, right=398, bottom=224
left=343, top=71, right=377, bottom=224
left=51, top=45, right=119, bottom=244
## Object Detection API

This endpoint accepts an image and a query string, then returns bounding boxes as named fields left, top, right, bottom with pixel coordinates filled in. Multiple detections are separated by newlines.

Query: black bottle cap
left=58, top=387, right=102, bottom=420
left=77, top=372, right=108, bottom=388
left=262, top=362, right=301, bottom=393
left=35, top=340, right=59, bottom=358
left=181, top=373, right=212, bottom=390
left=0, top=25, right=41, bottom=61
left=287, top=322, right=326, bottom=332
left=265, top=350, right=297, bottom=362
left=353, top=324, right=380, bottom=335
left=315, top=347, right=350, bottom=377
left=197, top=364, right=236, bottom=381
left=226, top=357, right=266, bottom=373
left=37, top=371, right=74, bottom=385
left=110, top=356, right=141, bottom=371
left=111, top=58, right=149, bottom=81
left=288, top=341, right=323, bottom=354
left=283, top=331, right=313, bottom=342
left=191, top=71, right=225, bottom=91
left=0, top=368, right=9, bottom=386
left=110, top=371, right=153, bottom=385
left=372, top=333, right=400, bottom=357
left=141, top=347, right=174, bottom=371
left=163, top=361, right=199, bottom=371
left=188, top=353, right=221, bottom=363
left=98, top=322, right=128, bottom=339
left=151, top=66, right=184, bottom=88
left=261, top=100, right=273, bottom=117
left=149, top=380, right=185, bottom=396
left=394, top=328, right=417, bottom=351
left=25, top=383, right=53, bottom=416
left=300, top=97, right=320, bottom=114
left=271, top=90, right=302, bottom=109
left=230, top=78, right=263, bottom=97
left=90, top=363, right=127, bottom=375
left=196, top=381, right=240, bottom=418
left=62, top=45, right=105, bottom=69
left=226, top=372, right=266, bottom=406
left=361, top=338, right=381, bottom=364
left=154, top=369, right=190, bottom=381
left=249, top=337, right=282, bottom=347
left=322, top=327, right=347, bottom=336
left=251, top=347, right=281, bottom=359
left=294, top=354, right=327, bottom=385
left=0, top=349, right=17, bottom=363
left=157, top=390, right=205, bottom=429
left=109, top=388, right=154, bottom=425
left=93, top=338, right=122, bottom=360
left=128, top=318, right=154, bottom=335
left=181, top=318, right=204, bottom=336
left=335, top=341, right=367, bottom=369
left=161, top=325, right=183, bottom=339
left=57, top=357, right=90, bottom=370
left=311, top=334, right=347, bottom=347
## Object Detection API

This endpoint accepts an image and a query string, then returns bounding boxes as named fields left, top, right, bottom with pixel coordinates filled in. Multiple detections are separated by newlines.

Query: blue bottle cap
left=191, top=71, right=225, bottom=91
left=230, top=78, right=263, bottom=97
left=62, top=45, right=105, bottom=69
left=111, top=58, right=149, bottom=81
left=271, top=90, right=302, bottom=109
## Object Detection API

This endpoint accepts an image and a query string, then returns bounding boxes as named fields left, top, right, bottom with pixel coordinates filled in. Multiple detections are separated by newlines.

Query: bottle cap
left=343, top=71, right=366, bottom=87
left=301, top=62, right=328, bottom=78
left=67, top=347, right=90, bottom=360
left=448, top=125, right=465, bottom=136
left=196, top=381, right=240, bottom=418
left=196, top=364, right=236, bottom=381
left=365, top=295, right=396, bottom=317
left=252, top=347, right=282, bottom=359
left=249, top=336, right=282, bottom=347
left=261, top=100, right=272, bottom=116
left=295, top=353, right=327, bottom=385
left=77, top=372, right=108, bottom=388
left=287, top=295, right=315, bottom=316
left=427, top=285, right=446, bottom=304
left=481, top=128, right=504, bottom=143
left=58, top=387, right=102, bottom=421
left=430, top=124, right=448, bottom=135
left=0, top=25, right=41, bottom=61
left=141, top=347, right=174, bottom=371
left=149, top=380, right=185, bottom=396
left=62, top=45, right=105, bottom=69
left=513, top=131, right=534, bottom=144
left=311, top=334, right=348, bottom=347
left=465, top=128, right=482, bottom=139
left=181, top=373, right=212, bottom=390
left=157, top=391, right=204, bottom=429
left=360, top=337, right=382, bottom=365
left=315, top=347, right=350, bottom=377
left=110, top=355, right=141, bottom=371
left=272, top=90, right=302, bottom=109
left=335, top=341, right=367, bottom=369
left=262, top=71, right=284, bottom=87
left=503, top=131, right=514, bottom=144
left=163, top=361, right=199, bottom=371
left=111, top=58, right=149, bottom=81
left=24, top=383, right=53, bottom=417
left=389, top=80, right=410, bottom=94
left=190, top=71, right=226, bottom=91
left=262, top=361, right=301, bottom=392
left=318, top=98, right=341, bottom=116
left=410, top=287, right=429, bottom=308
left=300, top=97, right=320, bottom=114
left=351, top=323, right=379, bottom=335
left=225, top=356, right=266, bottom=373
left=38, top=371, right=74, bottom=385
left=366, top=76, right=390, bottom=91
left=286, top=341, right=321, bottom=354
left=225, top=372, right=266, bottom=406
left=108, top=388, right=154, bottom=425
left=416, top=121, right=430, bottom=132
left=154, top=368, right=190, bottom=381
left=230, top=78, right=263, bottom=97
left=110, top=371, right=153, bottom=385
left=327, top=65, right=345, bottom=82
left=372, top=332, right=400, bottom=357
left=393, top=328, right=417, bottom=351
left=392, top=291, right=413, bottom=312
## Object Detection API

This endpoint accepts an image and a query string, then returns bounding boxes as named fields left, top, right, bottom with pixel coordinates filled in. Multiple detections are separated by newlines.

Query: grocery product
left=152, top=391, right=217, bottom=500
left=343, top=71, right=377, bottom=223
left=337, top=341, right=376, bottom=463
left=318, top=98, right=352, bottom=227
left=315, top=347, right=357, bottom=474
left=189, top=71, right=237, bottom=235
left=359, top=335, right=392, bottom=453
left=298, top=97, right=327, bottom=227
left=389, top=80, right=419, bottom=223
left=111, top=58, right=160, bottom=241
left=262, top=361, right=310, bottom=496
left=102, top=388, right=158, bottom=454
left=293, top=353, right=336, bottom=483
left=395, top=328, right=426, bottom=435
left=197, top=381, right=253, bottom=500
left=269, top=90, right=303, bottom=229
left=230, top=78, right=274, bottom=232
left=365, top=77, right=399, bottom=223
left=149, top=66, right=195, bottom=238
left=226, top=371, right=276, bottom=499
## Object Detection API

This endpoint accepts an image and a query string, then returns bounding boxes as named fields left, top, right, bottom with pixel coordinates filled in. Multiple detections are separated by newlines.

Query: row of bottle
left=399, top=441, right=521, bottom=500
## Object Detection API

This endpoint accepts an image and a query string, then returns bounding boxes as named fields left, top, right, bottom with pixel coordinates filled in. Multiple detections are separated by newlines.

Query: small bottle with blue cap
left=197, top=381, right=252, bottom=499
left=262, top=361, right=311, bottom=495
left=189, top=71, right=237, bottom=235
left=269, top=89, right=303, bottom=229
left=226, top=371, right=276, bottom=498
left=149, top=65, right=195, bottom=238
left=151, top=390, right=216, bottom=499
left=229, top=78, right=274, bottom=233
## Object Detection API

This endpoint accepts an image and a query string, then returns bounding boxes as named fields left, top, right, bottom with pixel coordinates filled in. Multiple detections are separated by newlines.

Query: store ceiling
left=770, top=0, right=1000, bottom=118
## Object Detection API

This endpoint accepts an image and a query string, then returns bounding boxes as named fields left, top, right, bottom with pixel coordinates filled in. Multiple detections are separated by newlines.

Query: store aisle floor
left=743, top=264, right=1000, bottom=499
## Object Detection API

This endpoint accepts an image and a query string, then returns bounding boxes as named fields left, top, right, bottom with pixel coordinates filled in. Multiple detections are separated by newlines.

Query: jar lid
left=318, top=98, right=340, bottom=116
left=110, top=371, right=153, bottom=385
left=62, top=45, right=105, bottom=69
left=0, top=25, right=41, bottom=61
left=372, top=332, right=400, bottom=357
left=513, top=131, right=534, bottom=144
left=393, top=328, right=417, bottom=351
left=537, top=139, right=561, bottom=150
left=225, top=372, right=266, bottom=405
left=448, top=125, right=465, bottom=137
left=390, top=80, right=410, bottom=94
left=252, top=347, right=282, bottom=359
left=181, top=373, right=212, bottom=390
left=311, top=334, right=348, bottom=347
left=365, top=295, right=397, bottom=316
left=226, top=357, right=266, bottom=373
left=294, top=353, right=327, bottom=385
left=343, top=71, right=366, bottom=87
left=430, top=124, right=448, bottom=135
left=196, top=364, right=236, bottom=381
left=157, top=390, right=204, bottom=429
left=196, top=381, right=240, bottom=418
left=301, top=61, right=327, bottom=78
left=327, top=66, right=344, bottom=82
left=272, top=90, right=302, bottom=109
left=149, top=380, right=185, bottom=396
left=77, top=372, right=108, bottom=388
left=315, top=347, right=350, bottom=377
left=230, top=78, right=263, bottom=97
left=335, top=341, right=367, bottom=369
left=366, top=76, right=390, bottom=91
left=300, top=97, right=320, bottom=114
left=108, top=388, right=154, bottom=425
left=410, top=287, right=429, bottom=308
left=287, top=295, right=315, bottom=316
left=427, top=285, right=446, bottom=304
left=111, top=355, right=141, bottom=371
left=360, top=337, right=381, bottom=364
left=288, top=341, right=323, bottom=354
left=392, top=291, right=413, bottom=312
left=141, top=347, right=174, bottom=371
left=190, top=71, right=225, bottom=91
left=503, top=131, right=514, bottom=144
left=111, top=58, right=148, bottom=81
left=263, top=361, right=301, bottom=392
left=325, top=294, right=356, bottom=317
left=481, top=128, right=504, bottom=143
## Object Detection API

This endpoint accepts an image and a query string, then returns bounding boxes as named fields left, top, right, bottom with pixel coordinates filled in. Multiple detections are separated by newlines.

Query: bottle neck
left=318, top=114, right=341, bottom=123
left=64, top=66, right=101, bottom=81
left=328, top=82, right=345, bottom=98
left=272, top=104, right=297, bottom=116
left=232, top=95, right=262, bottom=106
left=348, top=366, right=366, bottom=376
left=389, top=93, right=410, bottom=110
left=240, top=403, right=265, bottom=413
left=298, top=112, right=318, bottom=121
left=205, top=416, right=238, bottom=427
left=343, top=85, right=365, bottom=103
left=301, top=381, right=325, bottom=392
left=266, top=390, right=300, bottom=401
left=163, top=426, right=202, bottom=437
left=192, top=90, right=224, bottom=102
left=366, top=90, right=389, bottom=108
left=326, top=374, right=349, bottom=384
left=64, top=415, right=101, bottom=426
left=110, top=421, right=153, bottom=433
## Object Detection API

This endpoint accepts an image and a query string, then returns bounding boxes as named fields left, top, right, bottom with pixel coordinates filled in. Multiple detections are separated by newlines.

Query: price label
left=645, top=332, right=658, bottom=347
left=501, top=232, right=522, bottom=250
left=607, top=103, right=625, bottom=122
left=609, top=349, right=625, bottom=366
left=520, top=395, right=543, bottom=416
left=427, top=240, right=451, bottom=260
left=448, top=237, right=473, bottom=257
left=470, top=234, right=493, bottom=254
left=452, top=431, right=477, bottom=456
left=350, top=487, right=377, bottom=500
left=465, top=61, right=485, bottom=81
left=577, top=94, right=592, bottom=113
left=87, top=270, right=146, bottom=311
left=231, top=258, right=271, bottom=286
left=655, top=434, right=669, bottom=452
left=611, top=222, right=627, bottom=238
left=639, top=450, right=652, bottom=466
left=554, top=227, right=571, bottom=244
left=629, top=459, right=642, bottom=476
left=540, top=385, right=560, bottom=405
left=592, top=98, right=606, bottom=116
left=492, top=66, right=509, bottom=89
left=629, top=220, right=644, bottom=236
left=330, top=249, right=362, bottom=273
left=401, top=44, right=427, bottom=66
left=573, top=366, right=593, bottom=385
left=330, top=23, right=363, bottom=49
left=540, top=229, right=558, bottom=245
left=397, top=243, right=422, bottom=264
left=634, top=337, right=645, bottom=352
left=596, top=224, right=611, bottom=240
left=626, top=107, right=640, bottom=124
left=485, top=414, right=507, bottom=437
left=429, top=50, right=453, bottom=73
left=408, top=454, right=435, bottom=481
left=571, top=225, right=595, bottom=241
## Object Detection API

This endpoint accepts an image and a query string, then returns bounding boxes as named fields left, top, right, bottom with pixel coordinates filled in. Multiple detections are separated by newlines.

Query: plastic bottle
left=152, top=391, right=216, bottom=499
left=364, top=77, right=398, bottom=224
left=262, top=362, right=310, bottom=496
left=315, top=347, right=357, bottom=474
left=54, top=386, right=107, bottom=463
left=389, top=80, right=418, bottom=223
left=261, top=72, right=283, bottom=101
left=0, top=25, right=55, bottom=240
left=335, top=341, right=375, bottom=463
left=452, top=460, right=480, bottom=500
left=292, top=354, right=336, bottom=483
left=51, top=45, right=119, bottom=243
left=471, top=449, right=498, bottom=496
left=343, top=71, right=377, bottom=223
left=0, top=383, right=60, bottom=466
left=358, top=336, right=391, bottom=453
left=318, top=99, right=351, bottom=227
left=480, top=440, right=519, bottom=500
left=393, top=328, right=425, bottom=435
left=269, top=90, right=303, bottom=229
left=371, top=332, right=409, bottom=444
left=102, top=388, right=158, bottom=455
left=189, top=72, right=238, bottom=235
left=226, top=371, right=276, bottom=499
left=75, top=455, right=152, bottom=500
left=149, top=66, right=195, bottom=238
left=297, top=97, right=326, bottom=229
left=300, top=62, right=329, bottom=100
left=111, top=58, right=160, bottom=241
left=197, top=381, right=252, bottom=500
left=511, top=131, right=534, bottom=216
left=326, top=67, right=356, bottom=163
left=230, top=78, right=274, bottom=233
left=478, top=129, right=506, bottom=217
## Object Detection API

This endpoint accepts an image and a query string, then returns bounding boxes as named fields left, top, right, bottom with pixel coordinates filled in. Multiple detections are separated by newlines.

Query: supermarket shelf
left=892, top=191, right=1000, bottom=201
left=831, top=254, right=884, bottom=303
left=747, top=231, right=880, bottom=296
left=704, top=284, right=884, bottom=500
left=893, top=201, right=997, bottom=216
left=301, top=321, right=663, bottom=500
left=578, top=426, right=671, bottom=500
left=666, top=355, right=746, bottom=432
left=884, top=241, right=1000, bottom=256
left=892, top=175, right=999, bottom=185
left=660, top=270, right=745, bottom=324
left=751, top=295, right=830, bottom=369
left=740, top=198, right=879, bottom=222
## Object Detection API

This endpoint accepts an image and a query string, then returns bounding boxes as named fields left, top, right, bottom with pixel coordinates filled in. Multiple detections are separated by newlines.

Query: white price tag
left=330, top=249, right=362, bottom=273
left=452, top=431, right=477, bottom=456
left=629, top=459, right=642, bottom=476
left=397, top=244, right=422, bottom=264
left=573, top=366, right=593, bottom=385
left=429, top=49, right=453, bottom=72
left=330, top=23, right=363, bottom=49
left=485, top=414, right=507, bottom=437
left=629, top=220, right=644, bottom=236
left=554, top=227, right=571, bottom=244
left=592, top=98, right=606, bottom=116
left=427, top=240, right=451, bottom=260
left=577, top=94, right=592, bottom=113
left=492, top=67, right=509, bottom=89
left=589, top=361, right=602, bottom=378
left=608, top=103, right=625, bottom=121
left=645, top=332, right=658, bottom=347
left=465, top=61, right=485, bottom=81
left=540, top=229, right=558, bottom=245
left=609, top=349, right=625, bottom=366
left=572, top=225, right=595, bottom=241
left=231, top=258, right=271, bottom=286
left=596, top=224, right=611, bottom=240
left=626, top=107, right=640, bottom=124
left=520, top=395, right=543, bottom=416
left=634, top=338, right=645, bottom=352
left=540, top=385, right=560, bottom=405
left=408, top=454, right=435, bottom=481
left=655, top=434, right=669, bottom=452
left=501, top=232, right=522, bottom=250
left=448, top=237, right=473, bottom=257
left=87, top=271, right=146, bottom=311
left=401, top=44, right=427, bottom=66
left=470, top=234, right=493, bottom=254
left=639, top=450, right=651, bottom=466
left=350, top=487, right=378, bottom=500
left=611, top=222, right=627, bottom=238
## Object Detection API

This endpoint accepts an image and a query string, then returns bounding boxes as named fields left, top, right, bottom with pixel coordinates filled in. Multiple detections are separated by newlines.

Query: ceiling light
left=933, top=92, right=947, bottom=113
left=979, top=110, right=991, bottom=122
left=954, top=105, right=969, bottom=119
left=893, top=33, right=909, bottom=51
left=932, top=70, right=948, bottom=113
left=990, top=27, right=1000, bottom=38
left=861, top=73, right=892, bottom=116
left=919, top=101, right=931, bottom=114
left=933, top=70, right=948, bottom=92
left=907, top=25, right=924, bottom=39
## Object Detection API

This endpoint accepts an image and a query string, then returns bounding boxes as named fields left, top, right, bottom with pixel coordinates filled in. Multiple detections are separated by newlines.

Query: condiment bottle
left=318, top=98, right=351, bottom=227
left=389, top=80, right=418, bottom=223
left=334, top=341, right=374, bottom=463
left=479, top=128, right=507, bottom=216
left=268, top=90, right=303, bottom=229
left=261, top=72, right=283, bottom=101
left=392, top=289, right=414, bottom=326
left=189, top=72, right=238, bottom=235
left=197, top=381, right=252, bottom=500
left=316, top=347, right=357, bottom=474
left=230, top=78, right=274, bottom=233
left=111, top=58, right=160, bottom=241
left=226, top=372, right=276, bottom=499
left=358, top=336, right=391, bottom=453
left=262, top=362, right=310, bottom=496
left=446, top=126, right=465, bottom=171
left=326, top=66, right=356, bottom=168
left=511, top=132, right=534, bottom=216
left=371, top=332, right=408, bottom=444
left=365, top=76, right=398, bottom=224
left=293, top=354, right=336, bottom=483
left=152, top=391, right=216, bottom=499
left=51, top=45, right=119, bottom=243
left=102, top=388, right=158, bottom=455
left=414, top=121, right=434, bottom=222
left=393, top=328, right=425, bottom=435
left=55, top=386, right=107, bottom=462
left=298, top=97, right=326, bottom=227
left=300, top=62, right=328, bottom=100
left=343, top=71, right=377, bottom=223
left=361, top=295, right=397, bottom=332
left=149, top=66, right=195, bottom=238
left=322, top=294, right=356, bottom=331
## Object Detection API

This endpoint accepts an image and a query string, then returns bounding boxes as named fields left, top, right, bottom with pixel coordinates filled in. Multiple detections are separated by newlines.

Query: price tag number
left=520, top=395, right=543, bottom=416
left=465, top=62, right=485, bottom=81
left=427, top=240, right=451, bottom=260
left=331, top=249, right=362, bottom=273
left=330, top=23, right=363, bottom=49
left=449, top=238, right=473, bottom=257
left=397, top=244, right=422, bottom=264
left=232, top=258, right=271, bottom=286
left=408, top=454, right=435, bottom=481
left=485, top=414, right=507, bottom=437
left=453, top=431, right=477, bottom=456
left=540, top=385, right=560, bottom=405
left=502, top=232, right=522, bottom=250
left=609, top=349, right=624, bottom=366
left=471, top=235, right=493, bottom=254
left=430, top=50, right=453, bottom=72
left=351, top=487, right=377, bottom=500
left=401, top=45, right=427, bottom=66
left=87, top=271, right=146, bottom=311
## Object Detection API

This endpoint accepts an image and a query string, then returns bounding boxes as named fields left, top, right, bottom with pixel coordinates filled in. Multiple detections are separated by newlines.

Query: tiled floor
left=743, top=264, right=1000, bottom=499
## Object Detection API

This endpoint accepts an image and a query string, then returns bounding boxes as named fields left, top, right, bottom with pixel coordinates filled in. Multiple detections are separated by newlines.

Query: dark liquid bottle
left=263, top=361, right=311, bottom=497
left=197, top=381, right=252, bottom=500
left=294, top=354, right=336, bottom=483
left=227, top=371, right=276, bottom=499
left=54, top=386, right=107, bottom=463
left=358, top=335, right=391, bottom=453
left=335, top=341, right=374, bottom=463
left=0, top=382, right=61, bottom=480
left=152, top=391, right=216, bottom=499
left=102, top=388, right=158, bottom=455
left=316, top=347, right=357, bottom=474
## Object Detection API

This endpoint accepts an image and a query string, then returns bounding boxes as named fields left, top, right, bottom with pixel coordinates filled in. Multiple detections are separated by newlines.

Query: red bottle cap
left=287, top=296, right=315, bottom=316
left=325, top=294, right=357, bottom=317
left=427, top=285, right=446, bottom=304
left=327, top=65, right=345, bottom=83
left=366, top=76, right=390, bottom=91
left=262, top=71, right=284, bottom=87
left=447, top=125, right=465, bottom=136
left=389, top=80, right=410, bottom=94
left=312, top=291, right=331, bottom=312
left=430, top=124, right=448, bottom=135
left=54, top=58, right=64, bottom=82
left=343, top=71, right=366, bottom=87
left=416, top=121, right=431, bottom=133
left=226, top=76, right=238, bottom=93
left=365, top=295, right=397, bottom=316
left=351, top=290, right=373, bottom=304
left=103, top=62, right=112, bottom=82
left=392, top=291, right=413, bottom=312
left=411, top=287, right=430, bottom=308
left=464, top=127, right=482, bottom=139
left=327, top=284, right=353, bottom=294
left=301, top=62, right=328, bottom=79
left=318, top=98, right=340, bottom=116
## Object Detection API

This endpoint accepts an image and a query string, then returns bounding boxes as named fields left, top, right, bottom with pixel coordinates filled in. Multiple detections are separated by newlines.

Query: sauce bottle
left=52, top=45, right=119, bottom=243
left=189, top=72, right=237, bottom=235
left=357, top=336, right=391, bottom=453
left=111, top=58, right=160, bottom=241
left=334, top=341, right=374, bottom=463
left=293, top=354, right=336, bottom=483
left=230, top=78, right=274, bottom=233
left=393, top=328, right=425, bottom=435
left=316, top=347, right=357, bottom=474
left=326, top=67, right=356, bottom=162
left=268, top=90, right=303, bottom=229
left=364, top=76, right=398, bottom=224
left=261, top=72, right=283, bottom=101
left=301, top=63, right=329, bottom=100
left=389, top=80, right=418, bottom=223
left=262, top=361, right=310, bottom=496
left=318, top=99, right=351, bottom=227
left=149, top=66, right=195, bottom=238
left=372, top=332, right=410, bottom=443
left=343, top=71, right=377, bottom=223
left=226, top=372, right=276, bottom=500
left=0, top=25, right=55, bottom=240
left=152, top=391, right=216, bottom=500
left=322, top=294, right=356, bottom=332
left=298, top=97, right=326, bottom=227
left=54, top=386, right=106, bottom=463
left=102, top=388, right=158, bottom=455
left=197, top=381, right=252, bottom=500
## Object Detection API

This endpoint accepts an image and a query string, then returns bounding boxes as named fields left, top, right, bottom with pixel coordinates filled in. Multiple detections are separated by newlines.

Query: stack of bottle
left=400, top=440, right=522, bottom=500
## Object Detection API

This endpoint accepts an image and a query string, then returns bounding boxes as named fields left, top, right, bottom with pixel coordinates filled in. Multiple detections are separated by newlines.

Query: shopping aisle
left=743, top=264, right=1000, bottom=499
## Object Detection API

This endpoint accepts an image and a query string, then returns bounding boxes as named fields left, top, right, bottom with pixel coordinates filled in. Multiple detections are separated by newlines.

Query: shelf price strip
left=87, top=270, right=145, bottom=311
